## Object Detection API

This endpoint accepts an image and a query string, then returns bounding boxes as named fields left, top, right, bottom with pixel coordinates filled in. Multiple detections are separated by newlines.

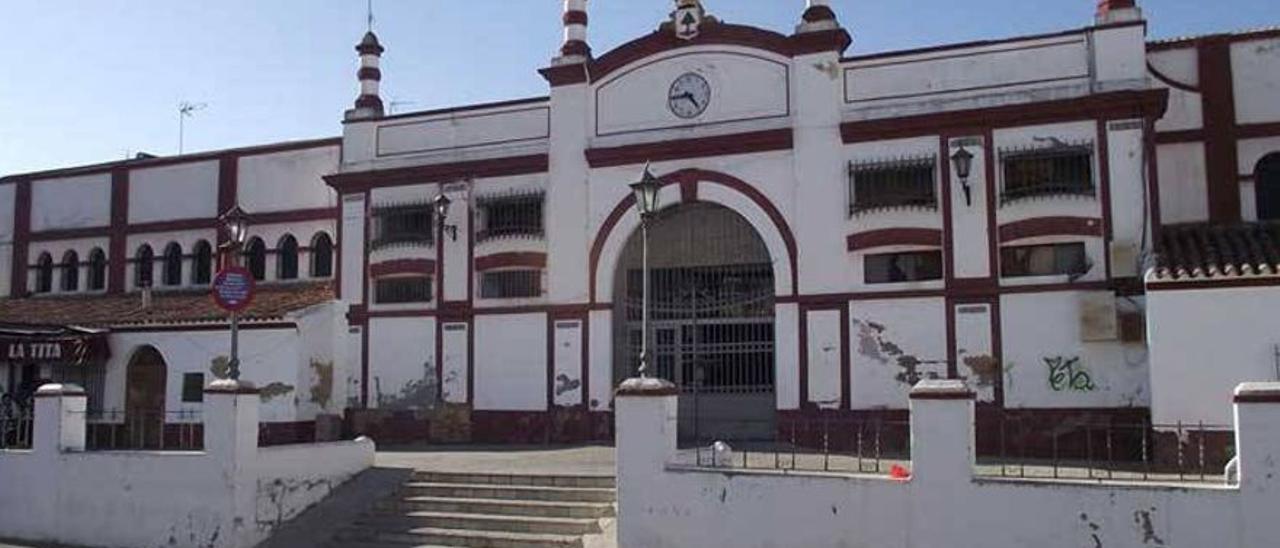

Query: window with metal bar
left=191, top=241, right=212, bottom=285
left=87, top=248, right=107, bottom=291
left=61, top=250, right=79, bottom=292
left=864, top=251, right=943, bottom=284
left=1000, top=143, right=1094, bottom=204
left=310, top=233, right=334, bottom=278
left=372, top=204, right=434, bottom=249
left=480, top=270, right=542, bottom=299
left=277, top=235, right=299, bottom=280
left=162, top=243, right=183, bottom=286
left=848, top=157, right=937, bottom=216
left=477, top=192, right=544, bottom=242
left=1000, top=242, right=1088, bottom=278
left=181, top=373, right=204, bottom=403
left=134, top=245, right=153, bottom=289
left=33, top=253, right=53, bottom=293
left=374, top=276, right=433, bottom=304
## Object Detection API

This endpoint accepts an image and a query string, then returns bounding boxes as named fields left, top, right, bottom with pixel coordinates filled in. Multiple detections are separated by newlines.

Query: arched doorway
left=612, top=202, right=776, bottom=441
left=1256, top=153, right=1280, bottom=221
left=125, top=346, right=167, bottom=448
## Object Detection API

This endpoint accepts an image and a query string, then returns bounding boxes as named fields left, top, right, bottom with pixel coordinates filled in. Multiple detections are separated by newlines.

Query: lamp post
left=629, top=164, right=661, bottom=378
left=218, top=205, right=249, bottom=381
left=951, top=146, right=975, bottom=207
left=434, top=193, right=458, bottom=242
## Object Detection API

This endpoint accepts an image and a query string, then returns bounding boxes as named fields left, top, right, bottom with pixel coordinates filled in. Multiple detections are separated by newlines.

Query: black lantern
left=951, top=146, right=975, bottom=207
left=434, top=193, right=458, bottom=241
left=218, top=205, right=249, bottom=247
left=630, top=164, right=661, bottom=218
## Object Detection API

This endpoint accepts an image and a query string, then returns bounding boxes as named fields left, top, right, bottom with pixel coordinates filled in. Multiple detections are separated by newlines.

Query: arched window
left=1256, top=153, right=1280, bottom=221
left=135, top=244, right=154, bottom=289
left=61, top=250, right=79, bottom=292
left=34, top=252, right=53, bottom=294
left=191, top=240, right=213, bottom=285
left=277, top=235, right=299, bottom=280
left=87, top=248, right=107, bottom=291
left=311, top=232, right=334, bottom=278
left=244, top=237, right=266, bottom=281
left=162, top=243, right=183, bottom=287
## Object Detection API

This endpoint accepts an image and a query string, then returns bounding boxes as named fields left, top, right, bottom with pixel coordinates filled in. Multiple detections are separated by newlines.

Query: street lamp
left=218, top=205, right=249, bottom=381
left=951, top=146, right=975, bottom=207
left=629, top=164, right=661, bottom=378
left=434, top=193, right=458, bottom=242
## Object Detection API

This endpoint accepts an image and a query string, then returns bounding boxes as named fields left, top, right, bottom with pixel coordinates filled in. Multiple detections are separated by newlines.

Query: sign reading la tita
left=212, top=266, right=256, bottom=313
left=7, top=341, right=64, bottom=360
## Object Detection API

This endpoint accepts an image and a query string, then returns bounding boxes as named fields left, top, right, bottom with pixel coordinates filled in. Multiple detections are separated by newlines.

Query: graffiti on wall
left=1046, top=356, right=1097, bottom=392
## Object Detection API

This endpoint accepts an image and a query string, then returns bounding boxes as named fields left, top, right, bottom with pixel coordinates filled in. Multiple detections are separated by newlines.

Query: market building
left=2, top=0, right=1279, bottom=445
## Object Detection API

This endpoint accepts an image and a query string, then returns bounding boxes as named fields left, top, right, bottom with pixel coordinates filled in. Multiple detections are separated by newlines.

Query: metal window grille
left=277, top=237, right=299, bottom=280
left=848, top=156, right=937, bottom=216
left=480, top=270, right=542, bottom=299
left=61, top=251, right=79, bottom=291
left=88, top=249, right=107, bottom=291
left=34, top=254, right=53, bottom=293
left=477, top=191, right=545, bottom=242
left=181, top=373, right=205, bottom=403
left=864, top=250, right=944, bottom=284
left=311, top=234, right=334, bottom=278
left=162, top=244, right=183, bottom=286
left=83, top=409, right=203, bottom=451
left=243, top=239, right=267, bottom=281
left=374, top=276, right=433, bottom=304
left=134, top=247, right=153, bottom=288
left=372, top=203, right=434, bottom=249
left=999, top=142, right=1095, bottom=204
left=191, top=242, right=212, bottom=285
left=1000, top=242, right=1088, bottom=278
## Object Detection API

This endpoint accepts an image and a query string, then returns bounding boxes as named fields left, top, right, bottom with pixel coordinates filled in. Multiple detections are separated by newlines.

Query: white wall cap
left=35, top=383, right=86, bottom=397
left=616, top=377, right=678, bottom=397
left=1234, top=382, right=1280, bottom=403
left=909, top=379, right=974, bottom=400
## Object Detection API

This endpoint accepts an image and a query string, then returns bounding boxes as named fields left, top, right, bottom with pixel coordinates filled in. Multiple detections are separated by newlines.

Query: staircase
left=330, top=471, right=616, bottom=547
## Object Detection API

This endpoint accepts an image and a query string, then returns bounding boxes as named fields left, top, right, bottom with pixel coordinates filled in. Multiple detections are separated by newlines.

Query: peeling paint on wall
left=259, top=382, right=295, bottom=403
left=853, top=318, right=946, bottom=386
left=376, top=363, right=439, bottom=410
left=210, top=356, right=231, bottom=380
left=963, top=354, right=1000, bottom=388
left=555, top=373, right=581, bottom=396
left=309, top=359, right=334, bottom=409
left=1133, top=507, right=1166, bottom=545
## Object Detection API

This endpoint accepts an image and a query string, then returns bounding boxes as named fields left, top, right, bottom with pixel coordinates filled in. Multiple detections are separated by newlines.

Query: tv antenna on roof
left=178, top=101, right=207, bottom=155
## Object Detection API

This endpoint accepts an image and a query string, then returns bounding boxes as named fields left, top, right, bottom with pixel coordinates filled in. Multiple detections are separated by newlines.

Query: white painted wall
left=237, top=146, right=340, bottom=213
left=340, top=193, right=366, bottom=305
left=849, top=298, right=948, bottom=409
left=552, top=319, right=584, bottom=407
left=805, top=309, right=842, bottom=408
left=128, top=161, right=219, bottom=223
left=949, top=136, right=991, bottom=279
left=474, top=313, right=546, bottom=411
left=441, top=322, right=469, bottom=404
left=588, top=309, right=614, bottom=411
left=1156, top=142, right=1209, bottom=224
left=29, top=174, right=111, bottom=231
left=1231, top=37, right=1280, bottom=125
left=954, top=302, right=996, bottom=402
left=1149, top=284, right=1280, bottom=426
left=367, top=316, right=435, bottom=409
left=376, top=106, right=549, bottom=157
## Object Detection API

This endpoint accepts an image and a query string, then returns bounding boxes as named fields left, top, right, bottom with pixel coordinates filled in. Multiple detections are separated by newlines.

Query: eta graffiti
left=1046, top=356, right=1096, bottom=392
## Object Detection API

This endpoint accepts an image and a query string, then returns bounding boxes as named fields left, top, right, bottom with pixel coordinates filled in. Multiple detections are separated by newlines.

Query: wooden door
left=125, top=346, right=167, bottom=448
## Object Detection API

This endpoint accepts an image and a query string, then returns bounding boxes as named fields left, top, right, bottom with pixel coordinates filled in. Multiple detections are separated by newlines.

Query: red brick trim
left=357, top=67, right=382, bottom=81
left=324, top=154, right=548, bottom=192
left=909, top=390, right=976, bottom=400
left=846, top=228, right=943, bottom=252
left=802, top=5, right=837, bottom=23
left=9, top=180, right=31, bottom=298
left=585, top=128, right=793, bottom=168
left=1199, top=38, right=1241, bottom=223
left=563, top=10, right=588, bottom=26
left=1234, top=391, right=1280, bottom=404
left=539, top=64, right=589, bottom=87
left=998, top=216, right=1103, bottom=242
left=107, top=169, right=129, bottom=294
left=474, top=252, right=547, bottom=271
left=1146, top=62, right=1200, bottom=94
left=560, top=40, right=591, bottom=58
left=369, top=259, right=435, bottom=278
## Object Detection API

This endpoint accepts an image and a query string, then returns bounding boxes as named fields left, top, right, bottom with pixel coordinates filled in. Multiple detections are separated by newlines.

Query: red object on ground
left=889, top=464, right=911, bottom=480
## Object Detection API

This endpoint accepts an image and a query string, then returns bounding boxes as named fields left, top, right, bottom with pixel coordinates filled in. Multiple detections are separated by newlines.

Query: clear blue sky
left=1, top=1, right=1276, bottom=176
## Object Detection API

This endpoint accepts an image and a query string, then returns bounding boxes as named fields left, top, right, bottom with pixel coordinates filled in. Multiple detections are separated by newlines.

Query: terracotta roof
left=0, top=282, right=335, bottom=328
left=1151, top=223, right=1280, bottom=280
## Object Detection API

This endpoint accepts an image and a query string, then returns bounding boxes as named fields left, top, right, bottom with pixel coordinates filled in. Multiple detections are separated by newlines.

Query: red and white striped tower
left=1096, top=0, right=1142, bottom=24
left=555, top=0, right=590, bottom=65
left=797, top=0, right=839, bottom=33
left=346, top=31, right=385, bottom=121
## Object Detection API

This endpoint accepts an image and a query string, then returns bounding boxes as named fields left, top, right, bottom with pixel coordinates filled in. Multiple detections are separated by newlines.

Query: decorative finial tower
left=555, top=0, right=590, bottom=65
left=1095, top=0, right=1142, bottom=24
left=797, top=0, right=839, bottom=33
left=346, top=31, right=385, bottom=121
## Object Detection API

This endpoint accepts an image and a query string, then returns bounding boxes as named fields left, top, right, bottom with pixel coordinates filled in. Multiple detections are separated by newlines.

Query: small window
left=61, top=250, right=79, bottom=292
left=162, top=243, right=183, bottom=286
left=243, top=238, right=266, bottom=281
left=277, top=235, right=299, bottom=280
left=1001, top=242, right=1088, bottom=278
left=191, top=241, right=213, bottom=285
left=34, top=252, right=54, bottom=293
left=181, top=373, right=205, bottom=403
left=372, top=204, right=433, bottom=249
left=1000, top=143, right=1094, bottom=204
left=480, top=270, right=542, bottom=299
left=477, top=192, right=544, bottom=241
left=865, top=251, right=943, bottom=284
left=311, top=233, right=334, bottom=278
left=848, top=157, right=937, bottom=215
left=87, top=248, right=107, bottom=291
left=374, top=276, right=433, bottom=304
left=1256, top=153, right=1280, bottom=221
left=135, top=245, right=154, bottom=288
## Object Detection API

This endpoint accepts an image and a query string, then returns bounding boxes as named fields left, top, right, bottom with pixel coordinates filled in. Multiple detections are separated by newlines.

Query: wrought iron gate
left=613, top=203, right=776, bottom=441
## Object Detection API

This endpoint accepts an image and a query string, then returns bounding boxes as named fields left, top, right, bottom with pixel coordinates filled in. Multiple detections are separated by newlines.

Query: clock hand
left=675, top=91, right=699, bottom=108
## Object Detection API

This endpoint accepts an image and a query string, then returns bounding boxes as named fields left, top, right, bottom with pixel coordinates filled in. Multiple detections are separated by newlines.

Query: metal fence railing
left=677, top=416, right=912, bottom=476
left=0, top=412, right=34, bottom=450
left=974, top=420, right=1234, bottom=484
left=82, top=409, right=204, bottom=451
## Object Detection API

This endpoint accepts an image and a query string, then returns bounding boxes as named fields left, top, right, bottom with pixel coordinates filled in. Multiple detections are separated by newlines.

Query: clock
left=668, top=72, right=711, bottom=119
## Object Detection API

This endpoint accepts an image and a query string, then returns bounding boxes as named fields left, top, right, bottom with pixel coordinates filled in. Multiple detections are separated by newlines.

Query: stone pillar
left=33, top=383, right=86, bottom=453
left=615, top=377, right=678, bottom=548
left=1233, top=382, right=1280, bottom=547
left=204, top=379, right=260, bottom=463
left=908, top=379, right=974, bottom=484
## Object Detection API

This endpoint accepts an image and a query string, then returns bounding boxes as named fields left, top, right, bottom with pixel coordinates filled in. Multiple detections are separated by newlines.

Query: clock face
left=668, top=72, right=711, bottom=119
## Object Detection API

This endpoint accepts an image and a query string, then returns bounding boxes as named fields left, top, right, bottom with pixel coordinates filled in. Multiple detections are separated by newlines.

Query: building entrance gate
left=613, top=203, right=776, bottom=441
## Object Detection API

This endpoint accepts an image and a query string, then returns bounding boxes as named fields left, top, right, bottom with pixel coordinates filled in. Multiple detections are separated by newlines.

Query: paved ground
left=376, top=443, right=617, bottom=475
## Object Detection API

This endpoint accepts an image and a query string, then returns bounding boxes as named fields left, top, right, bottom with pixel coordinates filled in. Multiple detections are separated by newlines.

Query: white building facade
left=3, top=0, right=1279, bottom=445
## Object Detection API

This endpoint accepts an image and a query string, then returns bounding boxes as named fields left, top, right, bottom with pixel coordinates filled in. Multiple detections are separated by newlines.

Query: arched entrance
left=125, top=346, right=167, bottom=448
left=1256, top=153, right=1280, bottom=221
left=613, top=202, right=776, bottom=441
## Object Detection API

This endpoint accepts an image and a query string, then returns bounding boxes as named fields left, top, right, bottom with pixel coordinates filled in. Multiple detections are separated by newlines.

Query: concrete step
left=381, top=495, right=616, bottom=519
left=410, top=471, right=615, bottom=489
left=402, top=482, right=616, bottom=503
left=334, top=526, right=583, bottom=548
left=357, top=510, right=601, bottom=536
